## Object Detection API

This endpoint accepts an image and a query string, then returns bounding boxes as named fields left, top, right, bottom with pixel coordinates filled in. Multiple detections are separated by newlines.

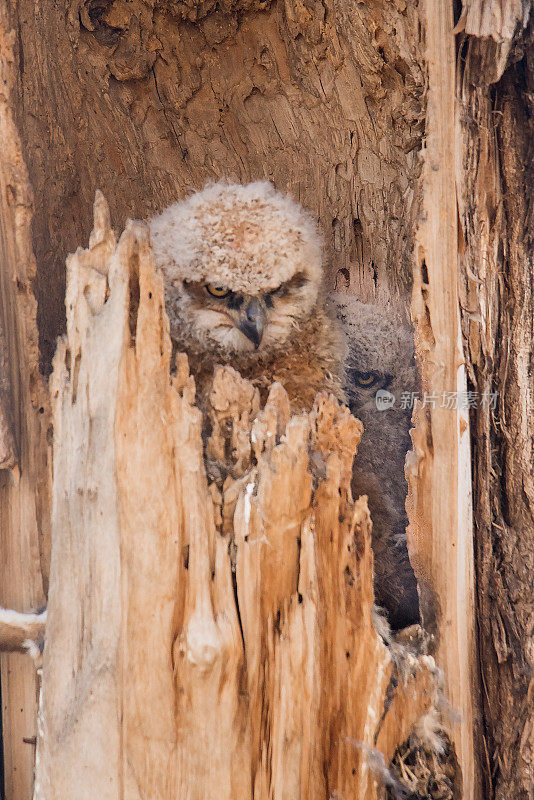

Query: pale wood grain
left=406, top=2, right=479, bottom=799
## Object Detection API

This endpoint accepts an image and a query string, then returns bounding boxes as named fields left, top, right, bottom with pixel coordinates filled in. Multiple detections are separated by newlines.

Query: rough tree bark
left=456, top=5, right=534, bottom=798
left=0, top=27, right=50, bottom=800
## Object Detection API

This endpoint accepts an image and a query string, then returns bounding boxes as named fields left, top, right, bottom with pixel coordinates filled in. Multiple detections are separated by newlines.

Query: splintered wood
left=407, top=2, right=477, bottom=799
left=36, top=193, right=439, bottom=800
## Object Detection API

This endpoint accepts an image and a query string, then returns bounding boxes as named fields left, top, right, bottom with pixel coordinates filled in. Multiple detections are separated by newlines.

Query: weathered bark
left=34, top=194, right=440, bottom=800
left=456, top=5, right=534, bottom=798
left=0, top=25, right=50, bottom=800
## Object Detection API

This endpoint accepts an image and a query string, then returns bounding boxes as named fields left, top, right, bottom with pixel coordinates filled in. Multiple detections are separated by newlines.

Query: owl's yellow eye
left=206, top=284, right=230, bottom=298
left=354, top=372, right=378, bottom=388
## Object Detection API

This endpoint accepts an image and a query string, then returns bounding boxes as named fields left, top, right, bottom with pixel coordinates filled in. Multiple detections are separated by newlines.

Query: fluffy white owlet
left=149, top=180, right=345, bottom=413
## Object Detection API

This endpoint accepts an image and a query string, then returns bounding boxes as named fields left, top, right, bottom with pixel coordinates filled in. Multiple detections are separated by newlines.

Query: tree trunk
left=456, top=6, right=534, bottom=798
left=34, top=194, right=439, bottom=799
left=0, top=0, right=530, bottom=796
left=0, top=26, right=50, bottom=800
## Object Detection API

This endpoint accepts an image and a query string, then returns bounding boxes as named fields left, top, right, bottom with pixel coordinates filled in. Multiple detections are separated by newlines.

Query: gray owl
left=331, top=293, right=420, bottom=630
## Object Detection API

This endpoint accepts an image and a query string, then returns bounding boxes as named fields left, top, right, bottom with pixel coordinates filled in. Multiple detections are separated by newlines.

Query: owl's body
left=149, top=181, right=345, bottom=412
left=332, top=294, right=420, bottom=630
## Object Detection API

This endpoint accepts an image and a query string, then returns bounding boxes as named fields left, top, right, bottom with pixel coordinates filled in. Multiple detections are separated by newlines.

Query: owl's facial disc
left=180, top=273, right=315, bottom=354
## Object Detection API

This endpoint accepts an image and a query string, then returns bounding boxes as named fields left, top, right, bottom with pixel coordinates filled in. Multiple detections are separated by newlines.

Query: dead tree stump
left=34, top=193, right=440, bottom=800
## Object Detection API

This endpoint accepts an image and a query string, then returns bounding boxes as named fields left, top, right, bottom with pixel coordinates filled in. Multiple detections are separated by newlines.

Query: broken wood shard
left=0, top=395, right=16, bottom=469
left=0, top=607, right=46, bottom=655
left=36, top=193, right=441, bottom=800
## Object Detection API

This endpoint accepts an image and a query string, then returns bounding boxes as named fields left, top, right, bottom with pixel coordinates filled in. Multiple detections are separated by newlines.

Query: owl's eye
left=206, top=284, right=230, bottom=298
left=265, top=285, right=282, bottom=307
left=353, top=371, right=379, bottom=388
left=268, top=273, right=308, bottom=299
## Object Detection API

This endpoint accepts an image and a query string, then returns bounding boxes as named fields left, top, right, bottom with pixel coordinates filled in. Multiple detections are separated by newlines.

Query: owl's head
left=330, top=294, right=418, bottom=415
left=149, top=181, right=323, bottom=357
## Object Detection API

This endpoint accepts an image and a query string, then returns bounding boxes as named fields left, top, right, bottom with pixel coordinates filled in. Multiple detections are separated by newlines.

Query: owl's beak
left=238, top=298, right=265, bottom=349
